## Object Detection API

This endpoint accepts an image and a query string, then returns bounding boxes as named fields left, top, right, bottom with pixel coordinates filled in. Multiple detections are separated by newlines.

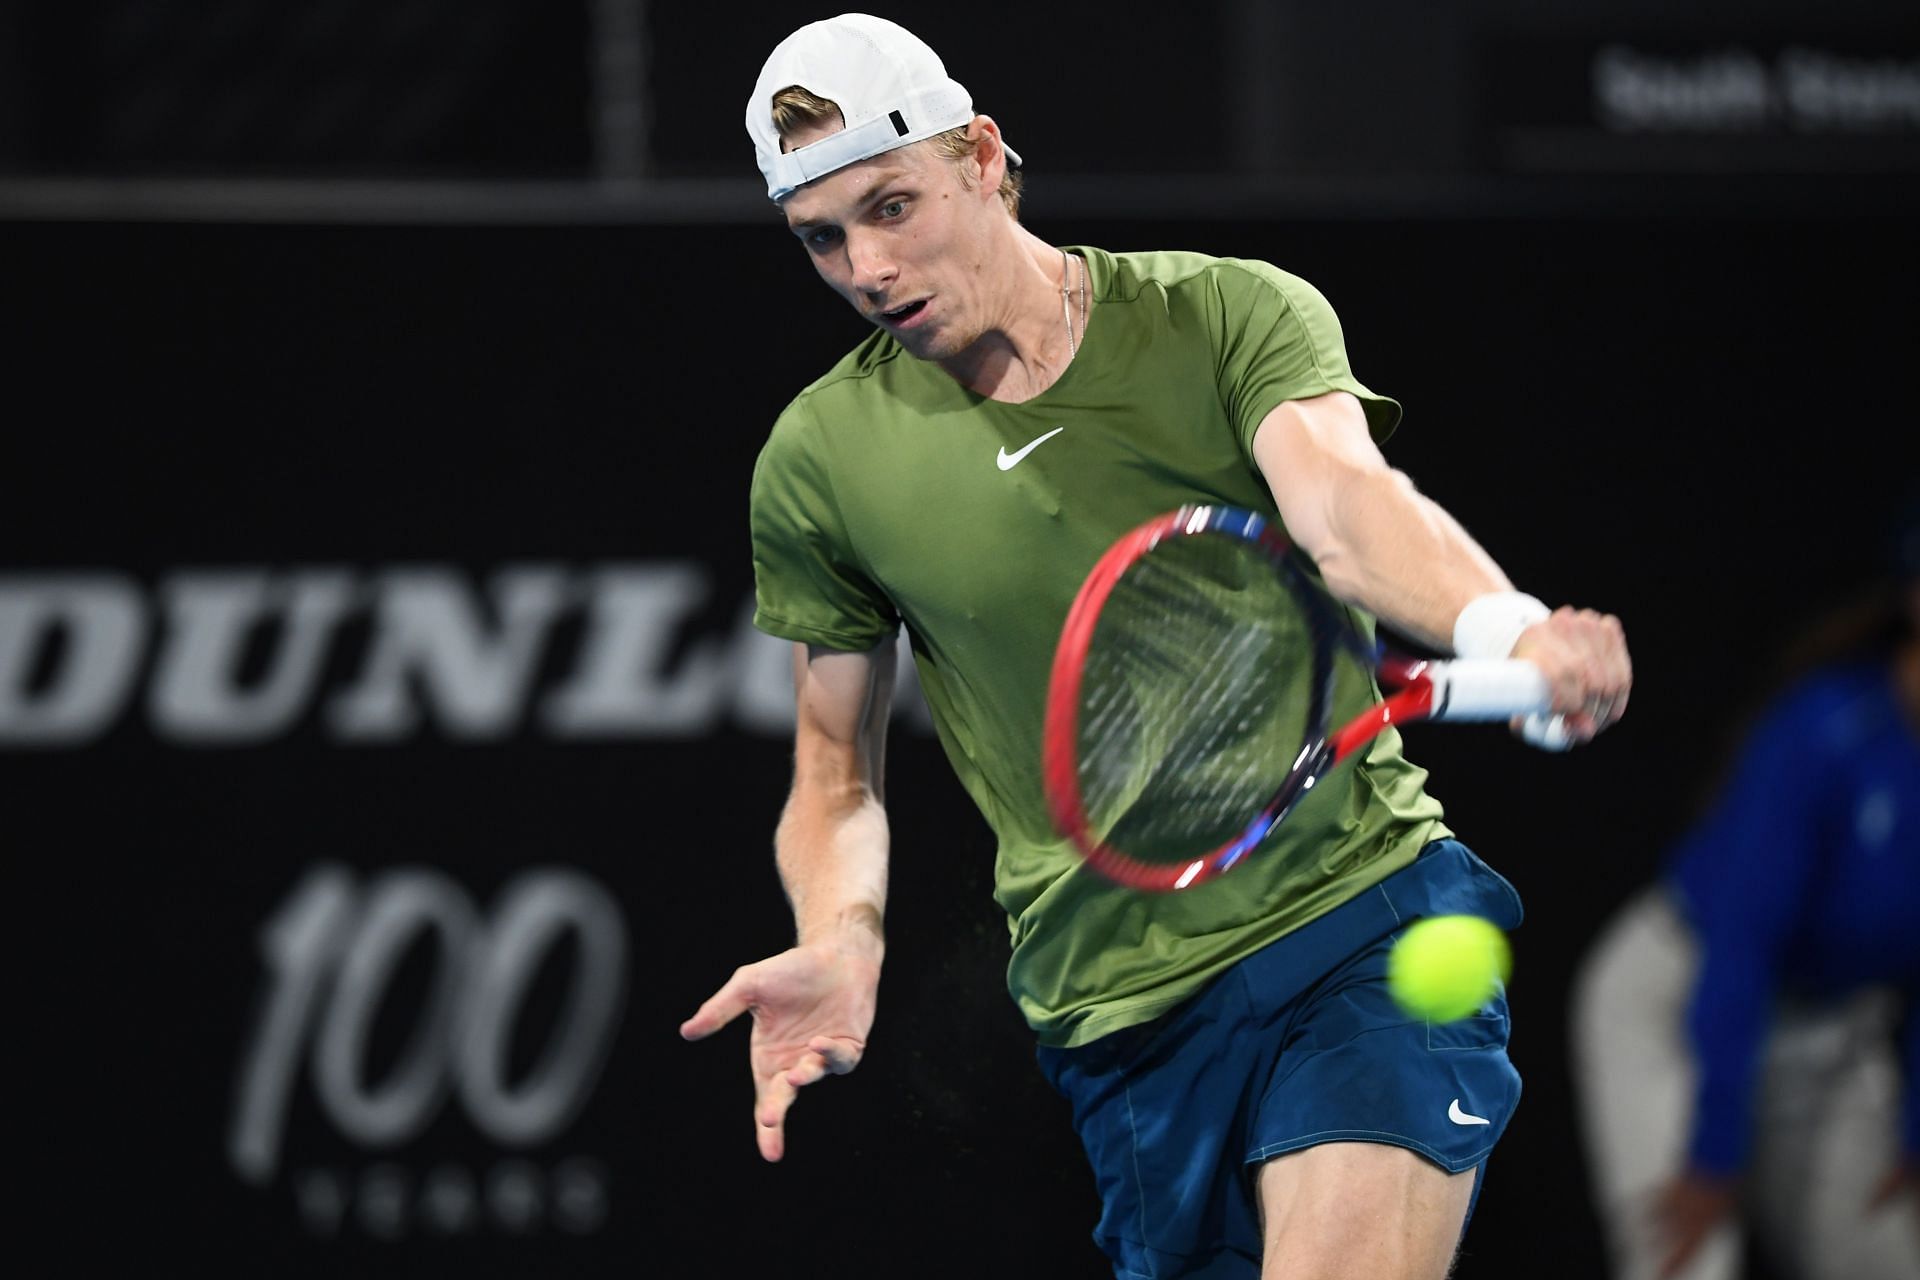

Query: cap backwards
left=746, top=13, right=1022, bottom=202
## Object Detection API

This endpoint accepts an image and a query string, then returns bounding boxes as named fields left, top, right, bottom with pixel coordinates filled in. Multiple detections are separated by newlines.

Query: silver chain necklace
left=1059, top=248, right=1088, bottom=360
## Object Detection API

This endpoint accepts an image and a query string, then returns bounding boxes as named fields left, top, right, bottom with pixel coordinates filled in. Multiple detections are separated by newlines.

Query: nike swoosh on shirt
left=1448, top=1099, right=1491, bottom=1126
left=996, top=427, right=1065, bottom=471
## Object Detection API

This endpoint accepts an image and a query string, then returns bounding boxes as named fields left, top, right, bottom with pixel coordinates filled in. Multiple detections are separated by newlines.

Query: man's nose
left=846, top=230, right=896, bottom=295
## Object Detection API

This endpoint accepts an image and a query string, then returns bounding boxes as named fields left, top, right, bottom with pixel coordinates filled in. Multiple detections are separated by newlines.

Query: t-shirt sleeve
left=1208, top=259, right=1403, bottom=459
left=748, top=398, right=900, bottom=651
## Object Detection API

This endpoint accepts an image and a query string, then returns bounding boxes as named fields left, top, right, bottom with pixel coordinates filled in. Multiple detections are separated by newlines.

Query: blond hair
left=769, top=85, right=1024, bottom=217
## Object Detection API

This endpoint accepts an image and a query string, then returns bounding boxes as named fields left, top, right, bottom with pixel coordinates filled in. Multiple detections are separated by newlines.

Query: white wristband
left=1452, top=591, right=1550, bottom=660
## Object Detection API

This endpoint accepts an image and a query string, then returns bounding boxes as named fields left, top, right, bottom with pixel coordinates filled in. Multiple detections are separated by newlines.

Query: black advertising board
left=8, top=213, right=1915, bottom=1276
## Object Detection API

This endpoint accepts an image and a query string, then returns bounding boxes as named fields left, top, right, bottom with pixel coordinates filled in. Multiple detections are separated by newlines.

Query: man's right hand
left=1511, top=605, right=1633, bottom=743
left=680, top=942, right=882, bottom=1162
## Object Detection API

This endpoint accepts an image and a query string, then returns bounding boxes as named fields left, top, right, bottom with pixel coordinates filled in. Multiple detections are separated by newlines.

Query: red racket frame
left=1043, top=505, right=1453, bottom=892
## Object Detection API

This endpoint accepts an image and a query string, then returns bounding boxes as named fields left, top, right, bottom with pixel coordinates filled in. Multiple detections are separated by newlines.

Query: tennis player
left=682, top=14, right=1632, bottom=1278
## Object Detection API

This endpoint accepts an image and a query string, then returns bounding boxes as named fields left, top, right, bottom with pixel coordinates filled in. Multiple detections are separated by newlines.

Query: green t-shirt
left=750, top=247, right=1449, bottom=1047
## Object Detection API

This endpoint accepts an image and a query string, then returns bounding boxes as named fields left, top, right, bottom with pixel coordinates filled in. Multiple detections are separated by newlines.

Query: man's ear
left=967, top=115, right=1007, bottom=194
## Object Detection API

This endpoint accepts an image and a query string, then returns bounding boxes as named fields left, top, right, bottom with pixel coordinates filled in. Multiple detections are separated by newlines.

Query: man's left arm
left=1251, top=390, right=1631, bottom=740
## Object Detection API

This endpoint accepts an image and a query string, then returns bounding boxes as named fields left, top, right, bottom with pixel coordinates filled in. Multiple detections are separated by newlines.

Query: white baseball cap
left=746, top=13, right=1022, bottom=202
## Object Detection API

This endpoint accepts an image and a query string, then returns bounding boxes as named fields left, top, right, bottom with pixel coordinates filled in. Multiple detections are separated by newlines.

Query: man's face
left=780, top=121, right=1000, bottom=362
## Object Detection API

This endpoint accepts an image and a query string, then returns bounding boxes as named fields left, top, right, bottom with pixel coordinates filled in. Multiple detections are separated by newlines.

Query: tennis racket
left=1042, top=504, right=1566, bottom=892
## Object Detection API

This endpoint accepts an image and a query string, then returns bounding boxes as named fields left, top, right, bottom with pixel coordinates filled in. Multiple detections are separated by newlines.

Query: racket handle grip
left=1430, top=659, right=1574, bottom=751
left=1429, top=659, right=1552, bottom=719
left=1520, top=711, right=1574, bottom=752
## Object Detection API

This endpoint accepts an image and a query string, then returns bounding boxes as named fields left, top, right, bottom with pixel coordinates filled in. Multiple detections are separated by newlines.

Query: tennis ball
left=1387, top=915, right=1512, bottom=1023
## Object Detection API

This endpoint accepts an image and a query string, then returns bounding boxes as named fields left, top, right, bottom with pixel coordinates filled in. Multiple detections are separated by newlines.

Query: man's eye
left=880, top=200, right=906, bottom=219
left=807, top=227, right=841, bottom=248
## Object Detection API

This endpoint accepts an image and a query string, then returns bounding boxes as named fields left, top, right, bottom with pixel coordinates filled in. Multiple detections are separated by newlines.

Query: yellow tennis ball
left=1387, top=915, right=1512, bottom=1022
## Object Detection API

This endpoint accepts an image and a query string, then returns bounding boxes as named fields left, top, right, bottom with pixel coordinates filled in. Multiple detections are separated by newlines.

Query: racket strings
left=1076, top=535, right=1316, bottom=864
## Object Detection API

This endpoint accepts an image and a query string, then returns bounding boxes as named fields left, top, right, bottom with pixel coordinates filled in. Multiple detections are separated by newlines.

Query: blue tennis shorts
left=1035, top=839, right=1524, bottom=1279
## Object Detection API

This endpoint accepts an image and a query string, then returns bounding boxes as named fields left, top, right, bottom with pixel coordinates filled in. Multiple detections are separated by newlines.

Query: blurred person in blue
left=1570, top=494, right=1920, bottom=1280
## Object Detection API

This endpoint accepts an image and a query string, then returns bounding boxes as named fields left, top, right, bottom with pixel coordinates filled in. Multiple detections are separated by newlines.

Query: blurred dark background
left=4, top=2, right=1916, bottom=1276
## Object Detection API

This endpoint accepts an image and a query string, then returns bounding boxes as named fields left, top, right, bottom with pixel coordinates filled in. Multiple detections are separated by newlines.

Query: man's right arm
left=680, top=639, right=894, bottom=1161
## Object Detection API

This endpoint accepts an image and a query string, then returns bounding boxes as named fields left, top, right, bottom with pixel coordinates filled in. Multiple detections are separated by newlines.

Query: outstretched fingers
left=756, top=1068, right=798, bottom=1162
left=681, top=969, right=805, bottom=1161
left=769, top=1039, right=865, bottom=1158
left=681, top=947, right=882, bottom=1163
left=679, top=968, right=756, bottom=1041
